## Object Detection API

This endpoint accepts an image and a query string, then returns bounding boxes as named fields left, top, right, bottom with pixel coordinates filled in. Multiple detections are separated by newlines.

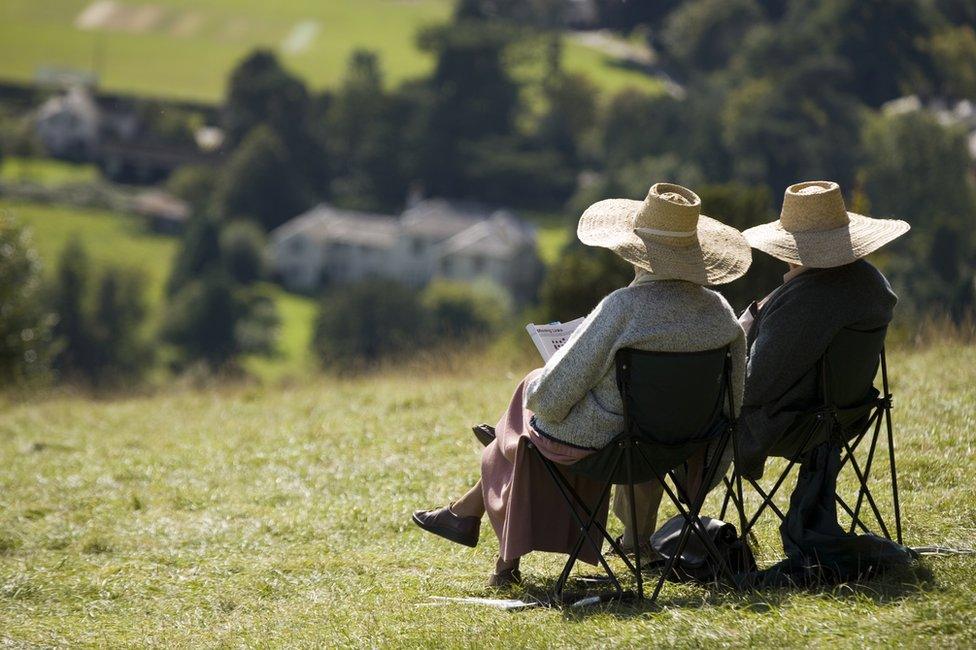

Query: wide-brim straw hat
left=577, top=182, right=752, bottom=285
left=743, top=180, right=910, bottom=267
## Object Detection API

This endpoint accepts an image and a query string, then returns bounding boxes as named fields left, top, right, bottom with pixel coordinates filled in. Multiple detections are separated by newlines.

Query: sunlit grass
left=0, top=343, right=973, bottom=645
left=0, top=157, right=99, bottom=186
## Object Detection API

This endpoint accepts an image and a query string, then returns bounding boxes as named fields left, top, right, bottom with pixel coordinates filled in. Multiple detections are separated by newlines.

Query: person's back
left=738, top=181, right=908, bottom=479
left=526, top=279, right=745, bottom=451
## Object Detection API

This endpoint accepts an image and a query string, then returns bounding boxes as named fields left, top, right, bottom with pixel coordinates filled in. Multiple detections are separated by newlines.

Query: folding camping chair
left=527, top=345, right=742, bottom=605
left=720, top=325, right=903, bottom=548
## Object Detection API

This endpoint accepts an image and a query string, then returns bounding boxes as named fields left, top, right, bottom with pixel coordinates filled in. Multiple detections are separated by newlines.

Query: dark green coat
left=737, top=260, right=897, bottom=479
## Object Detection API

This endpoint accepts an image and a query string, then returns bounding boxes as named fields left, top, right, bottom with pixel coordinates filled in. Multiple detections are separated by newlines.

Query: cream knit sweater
left=525, top=279, right=746, bottom=450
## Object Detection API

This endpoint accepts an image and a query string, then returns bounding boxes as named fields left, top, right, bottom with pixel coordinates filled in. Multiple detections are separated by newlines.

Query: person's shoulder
left=823, top=260, right=894, bottom=294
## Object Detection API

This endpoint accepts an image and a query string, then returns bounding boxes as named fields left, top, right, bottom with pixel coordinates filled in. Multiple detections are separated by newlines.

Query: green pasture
left=0, top=0, right=661, bottom=102
left=0, top=157, right=99, bottom=185
left=0, top=198, right=318, bottom=380
left=1, top=343, right=974, bottom=646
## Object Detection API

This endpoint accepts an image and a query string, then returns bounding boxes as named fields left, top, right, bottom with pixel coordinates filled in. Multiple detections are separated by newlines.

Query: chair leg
left=839, top=437, right=892, bottom=540
left=544, top=457, right=638, bottom=575
left=535, top=447, right=625, bottom=602
left=635, top=439, right=741, bottom=591
left=835, top=494, right=876, bottom=536
left=885, top=402, right=903, bottom=545
left=848, top=410, right=884, bottom=534
left=625, top=442, right=644, bottom=600
left=737, top=417, right=829, bottom=539
left=881, top=348, right=903, bottom=545
left=719, top=474, right=732, bottom=521
left=730, top=428, right=750, bottom=571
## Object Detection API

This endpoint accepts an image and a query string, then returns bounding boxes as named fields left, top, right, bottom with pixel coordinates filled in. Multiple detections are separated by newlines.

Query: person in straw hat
left=735, top=180, right=910, bottom=479
left=412, top=183, right=752, bottom=586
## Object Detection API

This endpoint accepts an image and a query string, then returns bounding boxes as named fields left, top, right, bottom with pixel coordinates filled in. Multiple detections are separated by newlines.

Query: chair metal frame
left=528, top=346, right=743, bottom=605
left=719, top=328, right=903, bottom=549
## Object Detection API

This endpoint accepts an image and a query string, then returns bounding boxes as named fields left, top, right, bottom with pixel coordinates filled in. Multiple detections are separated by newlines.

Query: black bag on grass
left=650, top=515, right=756, bottom=583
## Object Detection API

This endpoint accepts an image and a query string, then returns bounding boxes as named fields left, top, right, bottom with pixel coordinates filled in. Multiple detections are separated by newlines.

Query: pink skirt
left=481, top=369, right=609, bottom=565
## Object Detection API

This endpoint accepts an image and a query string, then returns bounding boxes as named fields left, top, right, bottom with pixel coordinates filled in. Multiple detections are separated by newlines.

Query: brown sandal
left=487, top=568, right=522, bottom=588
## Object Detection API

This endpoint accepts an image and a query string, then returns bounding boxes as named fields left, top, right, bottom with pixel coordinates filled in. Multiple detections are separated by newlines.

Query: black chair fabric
left=568, top=347, right=730, bottom=484
left=766, top=326, right=887, bottom=459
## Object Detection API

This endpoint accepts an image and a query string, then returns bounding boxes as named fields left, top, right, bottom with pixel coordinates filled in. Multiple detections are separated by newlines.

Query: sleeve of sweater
left=743, top=284, right=835, bottom=407
left=523, top=292, right=626, bottom=423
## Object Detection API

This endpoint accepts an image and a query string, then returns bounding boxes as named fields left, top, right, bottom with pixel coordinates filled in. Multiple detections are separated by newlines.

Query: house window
left=472, top=255, right=486, bottom=272
left=441, top=257, right=454, bottom=274
left=290, top=237, right=304, bottom=253
left=412, top=238, right=425, bottom=256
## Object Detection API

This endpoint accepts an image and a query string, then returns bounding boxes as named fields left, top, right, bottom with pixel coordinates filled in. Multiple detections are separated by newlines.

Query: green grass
left=0, top=157, right=99, bottom=185
left=1, top=199, right=177, bottom=302
left=0, top=343, right=974, bottom=646
left=0, top=0, right=660, bottom=102
left=0, top=198, right=316, bottom=379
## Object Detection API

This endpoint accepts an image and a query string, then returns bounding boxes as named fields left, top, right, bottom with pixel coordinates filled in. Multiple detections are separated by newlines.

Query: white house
left=269, top=205, right=400, bottom=290
left=269, top=199, right=543, bottom=301
left=34, top=85, right=101, bottom=160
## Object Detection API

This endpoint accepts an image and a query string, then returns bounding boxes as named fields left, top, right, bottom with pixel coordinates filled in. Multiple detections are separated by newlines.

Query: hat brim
left=742, top=213, right=910, bottom=267
left=577, top=198, right=753, bottom=285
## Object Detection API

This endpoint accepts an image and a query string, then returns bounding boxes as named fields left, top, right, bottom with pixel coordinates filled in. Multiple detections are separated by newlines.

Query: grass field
left=0, top=343, right=974, bottom=646
left=0, top=198, right=318, bottom=380
left=0, top=0, right=661, bottom=101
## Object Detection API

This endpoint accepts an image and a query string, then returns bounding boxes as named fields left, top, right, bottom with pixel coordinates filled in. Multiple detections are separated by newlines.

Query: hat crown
left=634, top=183, right=700, bottom=245
left=780, top=181, right=850, bottom=232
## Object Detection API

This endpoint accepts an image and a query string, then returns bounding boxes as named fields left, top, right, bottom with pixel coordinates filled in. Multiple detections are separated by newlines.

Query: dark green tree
left=50, top=237, right=94, bottom=377
left=161, top=273, right=277, bottom=369
left=312, top=280, right=429, bottom=369
left=88, top=267, right=153, bottom=385
left=166, top=165, right=218, bottom=216
left=929, top=26, right=976, bottom=99
left=782, top=0, right=937, bottom=107
left=720, top=60, right=863, bottom=196
left=597, top=90, right=685, bottom=169
left=213, top=125, right=312, bottom=231
left=416, top=14, right=520, bottom=197
left=219, top=220, right=267, bottom=286
left=326, top=51, right=410, bottom=210
left=661, top=0, right=765, bottom=74
left=859, top=111, right=976, bottom=319
left=222, top=49, right=329, bottom=191
left=538, top=70, right=599, bottom=166
left=0, top=216, right=52, bottom=385
left=167, top=212, right=222, bottom=296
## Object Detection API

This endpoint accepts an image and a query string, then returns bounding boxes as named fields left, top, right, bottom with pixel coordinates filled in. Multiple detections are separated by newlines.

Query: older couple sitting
left=412, top=180, right=909, bottom=586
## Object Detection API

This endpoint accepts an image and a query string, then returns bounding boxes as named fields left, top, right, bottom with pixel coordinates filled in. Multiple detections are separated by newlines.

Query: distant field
left=0, top=0, right=661, bottom=101
left=1, top=343, right=974, bottom=645
left=0, top=198, right=317, bottom=379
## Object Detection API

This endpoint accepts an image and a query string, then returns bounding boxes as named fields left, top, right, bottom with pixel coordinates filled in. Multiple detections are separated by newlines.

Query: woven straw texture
left=577, top=183, right=752, bottom=286
left=743, top=181, right=910, bottom=267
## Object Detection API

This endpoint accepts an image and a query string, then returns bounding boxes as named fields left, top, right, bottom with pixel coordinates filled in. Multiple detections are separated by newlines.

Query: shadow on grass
left=505, top=560, right=936, bottom=620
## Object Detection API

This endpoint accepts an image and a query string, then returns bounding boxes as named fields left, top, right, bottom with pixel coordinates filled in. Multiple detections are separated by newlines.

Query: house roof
left=440, top=213, right=536, bottom=260
left=131, top=190, right=190, bottom=222
left=400, top=198, right=513, bottom=240
left=271, top=204, right=399, bottom=249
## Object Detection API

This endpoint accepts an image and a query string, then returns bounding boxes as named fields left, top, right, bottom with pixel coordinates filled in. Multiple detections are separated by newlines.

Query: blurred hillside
left=0, top=0, right=660, bottom=100
left=2, top=0, right=975, bottom=389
